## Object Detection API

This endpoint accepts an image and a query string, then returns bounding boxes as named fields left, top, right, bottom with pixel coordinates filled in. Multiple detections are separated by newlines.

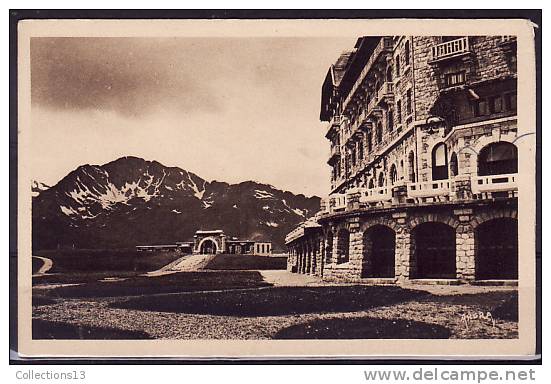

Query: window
left=336, top=229, right=350, bottom=264
left=490, top=96, right=503, bottom=113
left=406, top=89, right=412, bottom=115
left=390, top=164, right=398, bottom=185
left=504, top=92, right=517, bottom=111
left=444, top=71, right=466, bottom=87
left=478, top=142, right=518, bottom=176
left=358, top=141, right=364, bottom=159
left=386, top=66, right=393, bottom=82
left=351, top=148, right=356, bottom=166
left=396, top=55, right=401, bottom=77
left=378, top=172, right=385, bottom=187
left=474, top=99, right=489, bottom=116
left=408, top=151, right=415, bottom=182
left=376, top=123, right=383, bottom=144
left=387, top=110, right=394, bottom=131
left=450, top=152, right=458, bottom=176
left=405, top=41, right=410, bottom=66
left=432, top=143, right=448, bottom=180
left=396, top=100, right=402, bottom=123
left=367, top=130, right=373, bottom=152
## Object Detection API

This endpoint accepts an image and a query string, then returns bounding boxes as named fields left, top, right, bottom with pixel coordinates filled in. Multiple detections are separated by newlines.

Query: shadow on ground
left=491, top=293, right=518, bottom=321
left=273, top=317, right=451, bottom=339
left=34, top=271, right=271, bottom=298
left=111, top=286, right=431, bottom=316
left=32, top=319, right=152, bottom=340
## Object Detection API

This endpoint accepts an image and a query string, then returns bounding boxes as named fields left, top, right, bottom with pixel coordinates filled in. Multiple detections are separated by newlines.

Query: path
left=32, top=255, right=53, bottom=275
left=144, top=254, right=216, bottom=276
left=259, top=270, right=325, bottom=287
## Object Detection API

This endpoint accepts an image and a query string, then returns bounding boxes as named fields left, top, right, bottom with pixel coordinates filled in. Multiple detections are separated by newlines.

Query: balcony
left=342, top=37, right=394, bottom=113
left=327, top=145, right=341, bottom=165
left=358, top=186, right=392, bottom=204
left=430, top=37, right=471, bottom=63
left=407, top=180, right=451, bottom=199
left=366, top=96, right=383, bottom=119
left=325, top=116, right=341, bottom=139
left=471, top=174, right=517, bottom=194
left=375, top=82, right=395, bottom=107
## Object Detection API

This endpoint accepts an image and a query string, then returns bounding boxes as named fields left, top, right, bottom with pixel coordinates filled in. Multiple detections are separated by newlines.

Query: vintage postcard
left=15, top=17, right=537, bottom=359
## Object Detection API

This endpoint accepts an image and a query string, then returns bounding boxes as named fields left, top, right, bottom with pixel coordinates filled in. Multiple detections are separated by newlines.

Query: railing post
left=452, top=175, right=472, bottom=201
left=346, top=188, right=362, bottom=210
left=392, top=182, right=408, bottom=204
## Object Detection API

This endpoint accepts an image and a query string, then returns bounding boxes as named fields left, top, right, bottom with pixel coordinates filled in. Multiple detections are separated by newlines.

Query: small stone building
left=286, top=35, right=520, bottom=284
left=193, top=229, right=272, bottom=255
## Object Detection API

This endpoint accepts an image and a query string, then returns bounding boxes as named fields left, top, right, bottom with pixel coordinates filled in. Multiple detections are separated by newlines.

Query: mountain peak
left=32, top=157, right=321, bottom=251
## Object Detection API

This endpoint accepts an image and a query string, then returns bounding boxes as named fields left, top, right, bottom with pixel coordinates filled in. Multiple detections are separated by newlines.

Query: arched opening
left=200, top=239, right=217, bottom=254
left=450, top=152, right=458, bottom=177
left=368, top=178, right=375, bottom=189
left=408, top=151, right=416, bottom=182
left=362, top=225, right=396, bottom=278
left=336, top=229, right=350, bottom=264
left=432, top=143, right=448, bottom=180
left=325, top=231, right=333, bottom=264
left=478, top=142, right=518, bottom=176
left=378, top=172, right=385, bottom=187
left=412, top=222, right=456, bottom=279
left=475, top=218, right=518, bottom=280
left=390, top=164, right=398, bottom=185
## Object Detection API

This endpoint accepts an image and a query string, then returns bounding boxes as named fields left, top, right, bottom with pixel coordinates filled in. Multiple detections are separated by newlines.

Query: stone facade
left=287, top=35, right=519, bottom=284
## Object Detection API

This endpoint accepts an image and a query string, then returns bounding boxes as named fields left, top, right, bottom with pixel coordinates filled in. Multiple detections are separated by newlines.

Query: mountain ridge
left=32, top=156, right=320, bottom=251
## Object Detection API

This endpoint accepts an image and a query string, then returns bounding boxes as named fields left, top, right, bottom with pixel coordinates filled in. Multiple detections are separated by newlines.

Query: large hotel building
left=285, top=36, right=519, bottom=283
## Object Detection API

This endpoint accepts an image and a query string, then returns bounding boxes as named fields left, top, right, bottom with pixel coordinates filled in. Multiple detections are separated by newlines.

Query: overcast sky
left=30, top=37, right=356, bottom=197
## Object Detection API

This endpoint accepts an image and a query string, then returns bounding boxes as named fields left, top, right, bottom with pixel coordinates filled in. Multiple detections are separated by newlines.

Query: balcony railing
left=330, top=193, right=347, bottom=212
left=358, top=186, right=392, bottom=203
left=376, top=82, right=394, bottom=105
left=431, top=37, right=470, bottom=62
left=471, top=174, right=517, bottom=194
left=407, top=180, right=451, bottom=198
left=325, top=115, right=341, bottom=139
left=321, top=173, right=518, bottom=216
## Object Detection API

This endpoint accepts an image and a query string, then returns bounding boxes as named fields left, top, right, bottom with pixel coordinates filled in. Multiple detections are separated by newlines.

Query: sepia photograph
left=14, top=16, right=538, bottom=359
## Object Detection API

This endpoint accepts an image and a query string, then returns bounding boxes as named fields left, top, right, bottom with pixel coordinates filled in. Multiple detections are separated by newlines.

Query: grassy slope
left=34, top=249, right=182, bottom=273
left=204, top=254, right=287, bottom=270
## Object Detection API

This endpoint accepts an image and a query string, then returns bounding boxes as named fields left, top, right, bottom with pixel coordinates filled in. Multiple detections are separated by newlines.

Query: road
left=32, top=255, right=53, bottom=275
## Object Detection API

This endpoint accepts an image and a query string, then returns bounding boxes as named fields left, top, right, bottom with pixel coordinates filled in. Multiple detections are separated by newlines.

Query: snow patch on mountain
left=254, top=189, right=274, bottom=199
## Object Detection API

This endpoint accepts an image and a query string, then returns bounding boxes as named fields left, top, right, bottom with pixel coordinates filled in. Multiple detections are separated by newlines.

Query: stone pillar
left=454, top=209, right=476, bottom=281
left=347, top=217, right=363, bottom=280
left=392, top=182, right=408, bottom=205
left=306, top=243, right=312, bottom=274
left=346, top=188, right=362, bottom=210
left=311, top=240, right=317, bottom=275
left=392, top=211, right=413, bottom=282
left=318, top=237, right=325, bottom=277
left=331, top=232, right=339, bottom=265
left=452, top=175, right=473, bottom=201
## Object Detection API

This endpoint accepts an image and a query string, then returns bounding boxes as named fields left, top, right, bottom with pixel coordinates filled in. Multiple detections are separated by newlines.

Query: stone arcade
left=285, top=36, right=519, bottom=284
